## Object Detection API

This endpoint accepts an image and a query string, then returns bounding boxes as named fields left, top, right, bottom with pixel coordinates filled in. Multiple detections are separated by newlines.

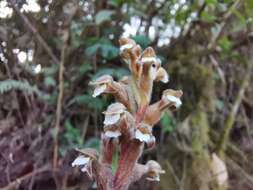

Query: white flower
left=72, top=155, right=90, bottom=167
left=146, top=176, right=160, bottom=181
left=166, top=95, right=182, bottom=108
left=105, top=130, right=121, bottom=138
left=141, top=57, right=157, bottom=63
left=89, top=75, right=113, bottom=97
left=120, top=43, right=133, bottom=52
left=146, top=160, right=165, bottom=182
left=104, top=113, right=121, bottom=125
left=103, top=103, right=126, bottom=125
left=93, top=84, right=107, bottom=97
left=135, top=129, right=151, bottom=142
left=156, top=67, right=169, bottom=83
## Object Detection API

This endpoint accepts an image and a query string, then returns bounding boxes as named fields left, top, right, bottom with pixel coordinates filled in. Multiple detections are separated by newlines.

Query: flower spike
left=72, top=37, right=182, bottom=190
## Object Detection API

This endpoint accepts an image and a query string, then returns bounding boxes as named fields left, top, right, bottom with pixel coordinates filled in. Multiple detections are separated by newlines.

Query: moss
left=169, top=62, right=215, bottom=118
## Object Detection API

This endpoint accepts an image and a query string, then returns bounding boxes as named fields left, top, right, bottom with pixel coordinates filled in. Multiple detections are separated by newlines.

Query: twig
left=9, top=0, right=60, bottom=65
left=216, top=64, right=251, bottom=157
left=165, top=161, right=181, bottom=188
left=209, top=55, right=226, bottom=85
left=81, top=116, right=89, bottom=140
left=2, top=48, right=25, bottom=126
left=227, top=157, right=253, bottom=186
left=207, top=0, right=242, bottom=49
left=53, top=30, right=69, bottom=168
left=0, top=166, right=50, bottom=190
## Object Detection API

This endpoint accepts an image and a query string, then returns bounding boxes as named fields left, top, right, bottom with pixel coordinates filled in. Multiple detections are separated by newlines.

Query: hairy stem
left=113, top=139, right=143, bottom=190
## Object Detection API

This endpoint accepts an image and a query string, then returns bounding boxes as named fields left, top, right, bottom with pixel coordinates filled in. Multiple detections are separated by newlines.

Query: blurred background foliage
left=0, top=0, right=253, bottom=189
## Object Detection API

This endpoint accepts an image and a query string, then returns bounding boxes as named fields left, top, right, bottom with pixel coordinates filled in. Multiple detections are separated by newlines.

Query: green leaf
left=86, top=44, right=100, bottom=56
left=85, top=38, right=119, bottom=59
left=205, top=0, right=217, bottom=5
left=201, top=11, right=216, bottom=22
left=132, top=35, right=151, bottom=49
left=44, top=76, right=56, bottom=87
left=95, top=10, right=114, bottom=25
left=161, top=113, right=176, bottom=133
left=79, top=63, right=92, bottom=74
left=84, top=137, right=101, bottom=152
left=111, top=148, right=119, bottom=174
left=218, top=36, right=232, bottom=53
left=92, top=68, right=130, bottom=80
left=68, top=94, right=106, bottom=111
left=59, top=119, right=83, bottom=156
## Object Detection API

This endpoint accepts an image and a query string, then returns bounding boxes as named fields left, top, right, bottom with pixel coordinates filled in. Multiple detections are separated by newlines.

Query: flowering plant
left=72, top=38, right=183, bottom=190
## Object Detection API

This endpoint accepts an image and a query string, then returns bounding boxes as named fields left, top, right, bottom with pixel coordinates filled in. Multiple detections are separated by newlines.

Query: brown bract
left=75, top=148, right=99, bottom=160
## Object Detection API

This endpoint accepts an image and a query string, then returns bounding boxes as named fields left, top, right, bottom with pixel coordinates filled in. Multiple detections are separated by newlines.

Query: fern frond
left=0, top=79, right=48, bottom=99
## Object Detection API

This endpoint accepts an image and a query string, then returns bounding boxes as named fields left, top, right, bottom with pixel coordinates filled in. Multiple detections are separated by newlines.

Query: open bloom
left=146, top=160, right=165, bottom=181
left=119, top=37, right=137, bottom=65
left=139, top=48, right=169, bottom=83
left=162, top=89, right=183, bottom=109
left=72, top=148, right=99, bottom=176
left=135, top=123, right=153, bottom=143
left=72, top=154, right=92, bottom=175
left=89, top=75, right=113, bottom=97
left=156, top=66, right=169, bottom=83
left=104, top=125, right=122, bottom=138
left=103, top=103, right=126, bottom=125
left=72, top=155, right=90, bottom=167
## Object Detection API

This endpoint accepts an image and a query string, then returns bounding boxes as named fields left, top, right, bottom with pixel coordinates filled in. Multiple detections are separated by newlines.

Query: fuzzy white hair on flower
left=166, top=95, right=182, bottom=108
left=141, top=57, right=157, bottom=63
left=146, top=176, right=160, bottom=181
left=93, top=84, right=107, bottom=97
left=161, top=73, right=168, bottom=83
left=104, top=114, right=121, bottom=125
left=72, top=155, right=90, bottom=167
left=135, top=129, right=151, bottom=142
left=120, top=43, right=133, bottom=52
left=103, top=103, right=126, bottom=125
left=156, top=67, right=169, bottom=83
left=105, top=130, right=121, bottom=138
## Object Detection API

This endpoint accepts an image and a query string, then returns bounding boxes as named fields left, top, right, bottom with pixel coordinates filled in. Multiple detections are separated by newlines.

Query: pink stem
left=113, top=139, right=143, bottom=190
left=100, top=135, right=115, bottom=165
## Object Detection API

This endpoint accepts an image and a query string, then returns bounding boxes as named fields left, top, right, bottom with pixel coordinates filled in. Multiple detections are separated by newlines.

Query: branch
left=0, top=166, right=50, bottom=190
left=53, top=30, right=69, bottom=168
left=216, top=64, right=251, bottom=157
left=9, top=0, right=60, bottom=65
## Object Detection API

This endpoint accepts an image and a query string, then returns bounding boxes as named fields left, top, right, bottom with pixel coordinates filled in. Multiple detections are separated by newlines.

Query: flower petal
left=89, top=75, right=113, bottom=85
left=72, top=156, right=90, bottom=167
left=93, top=84, right=107, bottom=97
left=105, top=130, right=121, bottom=138
left=103, top=102, right=126, bottom=114
left=166, top=95, right=182, bottom=108
left=120, top=43, right=134, bottom=52
left=104, top=113, right=120, bottom=125
left=141, top=57, right=157, bottom=63
left=146, top=176, right=160, bottom=181
left=135, top=129, right=151, bottom=142
left=81, top=165, right=88, bottom=172
left=156, top=67, right=169, bottom=83
left=149, top=65, right=157, bottom=80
